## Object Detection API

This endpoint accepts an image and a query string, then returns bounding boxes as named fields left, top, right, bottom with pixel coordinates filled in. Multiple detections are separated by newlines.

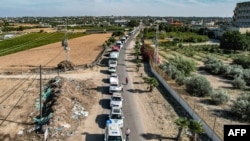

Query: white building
left=233, top=1, right=250, bottom=28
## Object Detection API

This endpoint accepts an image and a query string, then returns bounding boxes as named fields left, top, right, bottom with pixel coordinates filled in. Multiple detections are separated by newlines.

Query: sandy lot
left=0, top=33, right=111, bottom=141
left=0, top=32, right=186, bottom=141
left=0, top=33, right=111, bottom=73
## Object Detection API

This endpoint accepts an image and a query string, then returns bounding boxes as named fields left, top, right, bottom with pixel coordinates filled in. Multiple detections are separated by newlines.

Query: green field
left=0, top=32, right=86, bottom=56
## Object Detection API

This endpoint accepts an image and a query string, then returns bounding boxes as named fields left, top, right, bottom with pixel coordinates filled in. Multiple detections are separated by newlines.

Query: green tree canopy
left=220, top=31, right=250, bottom=51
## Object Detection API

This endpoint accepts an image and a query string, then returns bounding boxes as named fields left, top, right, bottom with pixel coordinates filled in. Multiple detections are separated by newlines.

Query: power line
left=0, top=73, right=38, bottom=104
left=0, top=74, right=38, bottom=126
left=62, top=18, right=70, bottom=61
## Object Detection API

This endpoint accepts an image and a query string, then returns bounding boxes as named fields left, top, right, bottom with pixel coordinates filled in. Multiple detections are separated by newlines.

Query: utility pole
left=62, top=18, right=70, bottom=61
left=39, top=65, right=42, bottom=119
left=154, top=24, right=159, bottom=64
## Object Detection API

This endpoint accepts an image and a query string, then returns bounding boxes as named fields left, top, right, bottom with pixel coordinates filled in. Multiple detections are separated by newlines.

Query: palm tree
left=143, top=77, right=159, bottom=92
left=136, top=62, right=142, bottom=72
left=135, top=48, right=140, bottom=60
left=175, top=117, right=189, bottom=141
left=188, top=120, right=204, bottom=141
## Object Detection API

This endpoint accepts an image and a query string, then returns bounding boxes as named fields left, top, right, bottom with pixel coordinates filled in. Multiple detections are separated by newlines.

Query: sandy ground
left=0, top=33, right=111, bottom=73
left=0, top=33, right=111, bottom=141
left=0, top=32, right=187, bottom=141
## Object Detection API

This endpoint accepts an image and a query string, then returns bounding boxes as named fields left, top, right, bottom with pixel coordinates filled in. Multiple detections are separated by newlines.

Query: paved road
left=116, top=31, right=145, bottom=141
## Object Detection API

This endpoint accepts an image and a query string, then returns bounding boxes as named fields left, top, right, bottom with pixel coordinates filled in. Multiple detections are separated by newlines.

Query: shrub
left=243, top=69, right=250, bottom=85
left=103, top=42, right=107, bottom=48
left=232, top=77, right=246, bottom=89
left=108, top=36, right=116, bottom=43
left=168, top=55, right=196, bottom=76
left=231, top=93, right=250, bottom=122
left=211, top=89, right=230, bottom=105
left=176, top=74, right=186, bottom=86
left=185, top=75, right=213, bottom=97
left=233, top=55, right=250, bottom=69
left=225, top=65, right=243, bottom=78
left=105, top=40, right=111, bottom=46
left=203, top=55, right=226, bottom=74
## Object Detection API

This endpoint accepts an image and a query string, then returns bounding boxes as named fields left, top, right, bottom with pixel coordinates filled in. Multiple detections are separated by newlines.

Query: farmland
left=0, top=33, right=111, bottom=73
left=0, top=32, right=86, bottom=56
left=147, top=39, right=250, bottom=140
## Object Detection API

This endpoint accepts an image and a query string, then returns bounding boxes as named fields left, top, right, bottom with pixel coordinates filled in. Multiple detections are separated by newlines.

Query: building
left=114, top=19, right=128, bottom=26
left=233, top=1, right=250, bottom=28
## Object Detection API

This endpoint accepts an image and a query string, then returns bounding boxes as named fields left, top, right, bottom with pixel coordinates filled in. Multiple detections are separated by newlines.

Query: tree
left=143, top=77, right=159, bottom=92
left=136, top=61, right=142, bottom=72
left=108, top=36, right=116, bottom=43
left=175, top=117, right=189, bottom=141
left=135, top=48, right=141, bottom=60
left=188, top=120, right=204, bottom=141
left=127, top=19, right=139, bottom=27
left=220, top=31, right=249, bottom=51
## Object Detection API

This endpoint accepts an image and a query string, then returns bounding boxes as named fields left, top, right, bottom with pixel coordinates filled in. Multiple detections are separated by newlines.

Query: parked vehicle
left=109, top=107, right=124, bottom=128
left=115, top=40, right=123, bottom=49
left=109, top=59, right=117, bottom=68
left=112, top=45, right=120, bottom=52
left=109, top=81, right=123, bottom=93
left=109, top=51, right=119, bottom=60
left=109, top=73, right=119, bottom=83
left=104, top=121, right=125, bottom=141
left=110, top=92, right=123, bottom=108
left=108, top=67, right=116, bottom=73
left=125, top=35, right=129, bottom=40
left=120, top=36, right=127, bottom=44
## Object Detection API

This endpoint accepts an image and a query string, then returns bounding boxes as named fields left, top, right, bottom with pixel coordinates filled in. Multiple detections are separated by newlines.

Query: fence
left=149, top=61, right=223, bottom=141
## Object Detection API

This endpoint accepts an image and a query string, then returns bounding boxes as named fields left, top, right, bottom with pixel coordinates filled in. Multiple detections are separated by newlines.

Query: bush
left=232, top=77, right=246, bottom=89
left=112, top=30, right=124, bottom=37
left=168, top=55, right=196, bottom=76
left=225, top=65, right=243, bottom=78
left=203, top=56, right=226, bottom=74
left=176, top=74, right=186, bottom=86
left=211, top=89, right=230, bottom=105
left=185, top=75, right=213, bottom=97
left=233, top=55, right=250, bottom=69
left=243, top=69, right=250, bottom=85
left=108, top=36, right=116, bottom=43
left=231, top=93, right=250, bottom=122
left=105, top=40, right=111, bottom=46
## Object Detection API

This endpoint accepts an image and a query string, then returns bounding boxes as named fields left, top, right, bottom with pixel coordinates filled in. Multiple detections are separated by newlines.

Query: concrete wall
left=149, top=64, right=222, bottom=141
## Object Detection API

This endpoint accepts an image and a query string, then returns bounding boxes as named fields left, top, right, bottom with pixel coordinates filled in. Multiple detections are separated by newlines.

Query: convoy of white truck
left=104, top=29, right=136, bottom=141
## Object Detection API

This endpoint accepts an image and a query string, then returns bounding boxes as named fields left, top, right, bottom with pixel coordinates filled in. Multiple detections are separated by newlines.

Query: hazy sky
left=0, top=0, right=246, bottom=17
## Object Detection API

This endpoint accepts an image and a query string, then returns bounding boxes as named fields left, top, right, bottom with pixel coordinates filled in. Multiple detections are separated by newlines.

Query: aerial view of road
left=99, top=29, right=145, bottom=141
left=116, top=31, right=145, bottom=141
left=1, top=1, right=250, bottom=141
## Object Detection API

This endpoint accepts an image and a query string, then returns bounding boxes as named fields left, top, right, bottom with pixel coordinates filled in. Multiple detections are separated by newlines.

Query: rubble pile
left=57, top=60, right=75, bottom=71
left=20, top=77, right=98, bottom=140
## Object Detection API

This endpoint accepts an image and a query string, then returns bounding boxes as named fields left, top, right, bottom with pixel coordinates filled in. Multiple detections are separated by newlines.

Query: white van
left=104, top=121, right=125, bottom=141
left=115, top=40, right=123, bottom=49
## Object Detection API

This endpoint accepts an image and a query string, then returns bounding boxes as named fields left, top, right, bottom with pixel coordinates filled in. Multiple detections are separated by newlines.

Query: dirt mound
left=18, top=77, right=97, bottom=141
left=57, top=60, right=75, bottom=71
